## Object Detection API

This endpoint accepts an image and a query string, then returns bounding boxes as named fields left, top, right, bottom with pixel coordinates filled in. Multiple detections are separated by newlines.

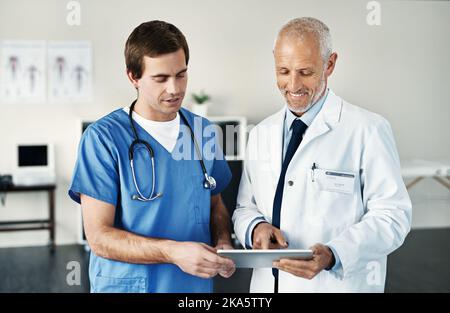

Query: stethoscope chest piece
left=204, top=174, right=217, bottom=190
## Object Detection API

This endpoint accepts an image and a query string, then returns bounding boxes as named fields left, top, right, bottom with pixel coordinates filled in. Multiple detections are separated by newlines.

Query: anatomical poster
left=48, top=41, right=92, bottom=102
left=0, top=40, right=46, bottom=103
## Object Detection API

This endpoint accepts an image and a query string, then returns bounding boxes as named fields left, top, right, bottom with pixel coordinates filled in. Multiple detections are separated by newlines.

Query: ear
left=324, top=52, right=338, bottom=77
left=126, top=69, right=139, bottom=89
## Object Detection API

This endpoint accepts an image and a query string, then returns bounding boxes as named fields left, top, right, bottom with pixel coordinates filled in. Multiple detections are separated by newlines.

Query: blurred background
left=0, top=0, right=449, bottom=292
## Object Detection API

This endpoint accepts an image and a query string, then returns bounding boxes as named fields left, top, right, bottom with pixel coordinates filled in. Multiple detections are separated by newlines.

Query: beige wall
left=0, top=0, right=449, bottom=247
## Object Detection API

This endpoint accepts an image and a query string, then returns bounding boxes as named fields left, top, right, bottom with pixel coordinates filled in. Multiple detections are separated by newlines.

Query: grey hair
left=275, top=17, right=332, bottom=62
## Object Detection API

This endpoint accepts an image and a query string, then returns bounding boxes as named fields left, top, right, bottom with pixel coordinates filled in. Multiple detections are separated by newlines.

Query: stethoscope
left=128, top=100, right=216, bottom=201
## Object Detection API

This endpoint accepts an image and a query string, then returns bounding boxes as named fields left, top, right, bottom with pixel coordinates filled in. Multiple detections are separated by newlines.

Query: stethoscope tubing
left=128, top=100, right=215, bottom=201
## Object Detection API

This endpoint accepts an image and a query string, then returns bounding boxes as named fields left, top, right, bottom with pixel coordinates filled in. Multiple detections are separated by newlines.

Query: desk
left=0, top=184, right=56, bottom=249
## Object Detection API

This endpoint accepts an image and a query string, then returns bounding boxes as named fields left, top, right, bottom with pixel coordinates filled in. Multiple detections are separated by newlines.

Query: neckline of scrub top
left=120, top=109, right=186, bottom=156
left=122, top=107, right=180, bottom=153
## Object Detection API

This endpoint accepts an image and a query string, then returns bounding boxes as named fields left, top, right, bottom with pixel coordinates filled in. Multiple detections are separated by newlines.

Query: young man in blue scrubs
left=68, top=20, right=235, bottom=293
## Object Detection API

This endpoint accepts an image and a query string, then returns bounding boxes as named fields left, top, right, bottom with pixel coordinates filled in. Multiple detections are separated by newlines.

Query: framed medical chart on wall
left=48, top=41, right=93, bottom=103
left=0, top=40, right=47, bottom=103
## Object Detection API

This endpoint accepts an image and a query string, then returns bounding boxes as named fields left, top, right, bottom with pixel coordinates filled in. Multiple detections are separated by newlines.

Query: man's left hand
left=273, top=243, right=335, bottom=280
left=214, top=241, right=236, bottom=278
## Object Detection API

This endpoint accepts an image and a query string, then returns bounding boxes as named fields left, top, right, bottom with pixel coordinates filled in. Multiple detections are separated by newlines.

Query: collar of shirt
left=282, top=88, right=329, bottom=160
left=284, top=88, right=329, bottom=131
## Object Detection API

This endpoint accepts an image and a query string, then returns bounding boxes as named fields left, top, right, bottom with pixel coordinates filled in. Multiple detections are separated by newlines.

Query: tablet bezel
left=217, top=249, right=314, bottom=268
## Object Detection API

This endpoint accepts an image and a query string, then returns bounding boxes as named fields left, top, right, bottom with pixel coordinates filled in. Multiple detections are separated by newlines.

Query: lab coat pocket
left=93, top=275, right=146, bottom=293
left=314, top=168, right=356, bottom=195
left=308, top=167, right=358, bottom=228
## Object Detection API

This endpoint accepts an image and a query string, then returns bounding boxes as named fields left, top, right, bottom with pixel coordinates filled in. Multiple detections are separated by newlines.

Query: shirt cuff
left=326, top=244, right=342, bottom=272
left=245, top=217, right=267, bottom=249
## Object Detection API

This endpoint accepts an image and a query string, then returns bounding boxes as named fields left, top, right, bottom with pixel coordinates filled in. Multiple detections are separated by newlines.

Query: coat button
left=288, top=180, right=294, bottom=186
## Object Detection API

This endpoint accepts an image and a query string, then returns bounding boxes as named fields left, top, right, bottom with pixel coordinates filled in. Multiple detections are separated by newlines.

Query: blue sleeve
left=210, top=156, right=232, bottom=196
left=68, top=125, right=120, bottom=206
left=210, top=136, right=232, bottom=196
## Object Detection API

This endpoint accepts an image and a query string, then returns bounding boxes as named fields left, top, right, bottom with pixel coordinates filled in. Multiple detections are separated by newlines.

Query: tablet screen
left=217, top=249, right=313, bottom=268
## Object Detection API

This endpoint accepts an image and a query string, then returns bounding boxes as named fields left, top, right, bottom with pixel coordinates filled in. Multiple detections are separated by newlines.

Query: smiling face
left=274, top=33, right=336, bottom=115
left=127, top=48, right=188, bottom=121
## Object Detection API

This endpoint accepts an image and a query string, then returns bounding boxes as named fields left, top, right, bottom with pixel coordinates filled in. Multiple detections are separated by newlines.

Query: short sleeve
left=68, top=125, right=120, bottom=206
left=210, top=137, right=232, bottom=196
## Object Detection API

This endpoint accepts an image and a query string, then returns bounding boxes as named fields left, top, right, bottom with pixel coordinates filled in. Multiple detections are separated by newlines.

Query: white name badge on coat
left=315, top=169, right=356, bottom=194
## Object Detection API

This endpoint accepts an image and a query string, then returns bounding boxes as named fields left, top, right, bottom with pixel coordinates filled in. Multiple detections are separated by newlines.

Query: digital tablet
left=217, top=249, right=313, bottom=268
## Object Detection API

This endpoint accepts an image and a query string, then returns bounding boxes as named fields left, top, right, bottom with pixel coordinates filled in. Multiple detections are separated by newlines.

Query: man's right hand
left=167, top=241, right=235, bottom=279
left=252, top=222, right=289, bottom=249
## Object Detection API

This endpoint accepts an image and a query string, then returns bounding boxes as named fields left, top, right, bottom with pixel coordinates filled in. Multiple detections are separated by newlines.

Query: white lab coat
left=232, top=90, right=412, bottom=292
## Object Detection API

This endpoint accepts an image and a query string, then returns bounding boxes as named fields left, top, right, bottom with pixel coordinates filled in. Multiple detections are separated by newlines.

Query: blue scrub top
left=68, top=107, right=232, bottom=293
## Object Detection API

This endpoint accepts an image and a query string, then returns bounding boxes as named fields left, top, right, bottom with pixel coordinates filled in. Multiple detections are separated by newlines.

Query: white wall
left=0, top=0, right=449, bottom=247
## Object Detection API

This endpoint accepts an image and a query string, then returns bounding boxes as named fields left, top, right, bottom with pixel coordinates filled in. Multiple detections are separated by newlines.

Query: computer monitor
left=18, top=145, right=49, bottom=167
left=13, top=143, right=55, bottom=185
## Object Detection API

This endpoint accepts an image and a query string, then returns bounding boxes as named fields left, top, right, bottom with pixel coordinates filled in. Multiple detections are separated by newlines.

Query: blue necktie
left=272, top=118, right=308, bottom=292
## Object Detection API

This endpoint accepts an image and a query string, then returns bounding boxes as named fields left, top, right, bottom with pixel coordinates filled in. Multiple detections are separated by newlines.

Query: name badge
left=316, top=169, right=355, bottom=194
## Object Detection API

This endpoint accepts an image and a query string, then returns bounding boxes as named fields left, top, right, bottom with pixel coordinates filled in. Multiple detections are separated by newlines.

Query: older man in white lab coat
left=232, top=17, right=412, bottom=292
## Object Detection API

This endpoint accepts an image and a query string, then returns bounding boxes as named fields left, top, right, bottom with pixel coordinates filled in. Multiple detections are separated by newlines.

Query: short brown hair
left=124, top=20, right=189, bottom=80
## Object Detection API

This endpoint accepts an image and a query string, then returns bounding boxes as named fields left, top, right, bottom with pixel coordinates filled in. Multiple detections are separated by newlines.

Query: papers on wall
left=0, top=41, right=46, bottom=103
left=48, top=41, right=92, bottom=102
left=0, top=40, right=93, bottom=103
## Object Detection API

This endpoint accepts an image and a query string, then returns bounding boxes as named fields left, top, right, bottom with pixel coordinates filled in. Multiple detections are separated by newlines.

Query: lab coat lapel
left=298, top=90, right=343, bottom=153
left=269, top=109, right=285, bottom=184
left=266, top=91, right=342, bottom=183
